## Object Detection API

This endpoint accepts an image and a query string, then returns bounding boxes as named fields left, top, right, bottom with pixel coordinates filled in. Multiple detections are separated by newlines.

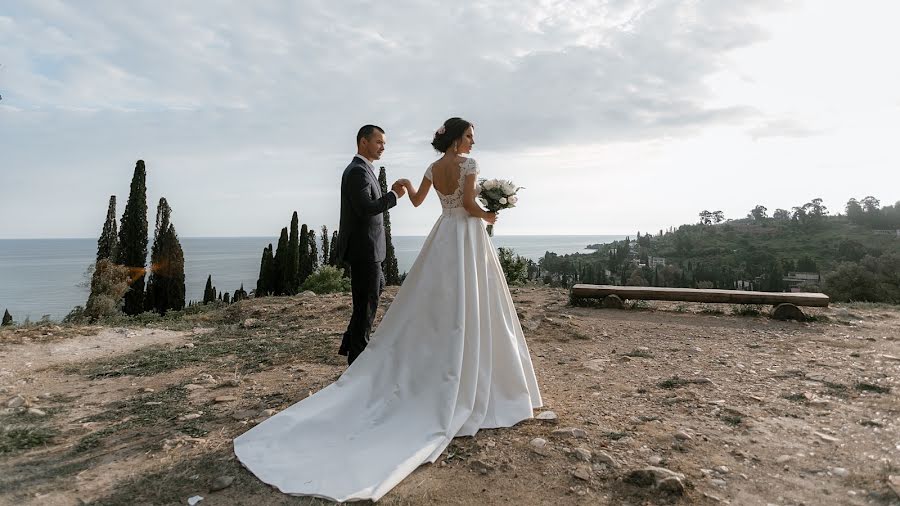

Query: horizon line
left=0, top=233, right=634, bottom=241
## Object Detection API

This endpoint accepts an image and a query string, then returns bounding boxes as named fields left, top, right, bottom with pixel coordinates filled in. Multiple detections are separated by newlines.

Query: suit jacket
left=336, top=156, right=398, bottom=263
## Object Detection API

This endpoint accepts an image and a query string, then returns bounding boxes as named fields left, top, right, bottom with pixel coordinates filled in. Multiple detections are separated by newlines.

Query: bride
left=234, top=117, right=543, bottom=502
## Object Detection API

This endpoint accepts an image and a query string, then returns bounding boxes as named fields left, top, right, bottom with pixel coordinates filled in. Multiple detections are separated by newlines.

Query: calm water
left=0, top=235, right=623, bottom=321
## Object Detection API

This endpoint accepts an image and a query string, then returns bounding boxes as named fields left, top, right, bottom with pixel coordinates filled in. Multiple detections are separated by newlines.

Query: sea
left=0, top=235, right=623, bottom=321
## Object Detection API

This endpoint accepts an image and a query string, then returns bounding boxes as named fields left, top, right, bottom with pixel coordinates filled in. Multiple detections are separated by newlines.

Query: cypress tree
left=233, top=284, right=248, bottom=302
left=273, top=228, right=289, bottom=295
left=308, top=228, right=319, bottom=274
left=321, top=226, right=330, bottom=268
left=379, top=167, right=401, bottom=285
left=203, top=275, right=215, bottom=304
left=286, top=212, right=300, bottom=295
left=145, top=198, right=172, bottom=313
left=223, top=292, right=231, bottom=304
left=298, top=224, right=310, bottom=283
left=329, top=230, right=339, bottom=267
left=2, top=309, right=12, bottom=326
left=162, top=223, right=186, bottom=312
left=256, top=244, right=273, bottom=296
left=97, top=195, right=118, bottom=263
left=116, top=160, right=149, bottom=315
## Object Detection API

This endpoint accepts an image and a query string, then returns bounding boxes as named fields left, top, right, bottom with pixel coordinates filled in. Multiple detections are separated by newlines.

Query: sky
left=1, top=0, right=899, bottom=239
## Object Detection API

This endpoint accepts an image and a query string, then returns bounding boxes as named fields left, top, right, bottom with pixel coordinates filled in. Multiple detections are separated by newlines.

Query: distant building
left=648, top=256, right=666, bottom=267
left=873, top=229, right=900, bottom=238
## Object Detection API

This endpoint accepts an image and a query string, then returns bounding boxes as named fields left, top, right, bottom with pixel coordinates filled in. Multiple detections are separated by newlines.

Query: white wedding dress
left=234, top=158, right=542, bottom=502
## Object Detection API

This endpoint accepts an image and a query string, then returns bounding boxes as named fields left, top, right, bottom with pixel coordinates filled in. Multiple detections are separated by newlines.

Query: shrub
left=301, top=265, right=351, bottom=294
left=498, top=247, right=528, bottom=285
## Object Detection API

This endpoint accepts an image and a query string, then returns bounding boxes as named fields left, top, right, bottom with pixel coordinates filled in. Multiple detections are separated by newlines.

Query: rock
left=776, top=455, right=793, bottom=464
left=210, top=476, right=234, bottom=492
left=625, top=467, right=686, bottom=496
left=184, top=384, right=205, bottom=391
left=880, top=354, right=900, bottom=362
left=553, top=427, right=587, bottom=439
left=536, top=411, right=558, bottom=421
left=814, top=431, right=841, bottom=443
left=832, top=467, right=849, bottom=477
left=187, top=496, right=203, bottom=506
left=182, top=343, right=195, bottom=349
left=178, top=413, right=202, bottom=421
left=231, top=410, right=256, bottom=421
left=470, top=459, right=494, bottom=475
left=220, top=378, right=241, bottom=388
left=649, top=455, right=663, bottom=465
left=26, top=408, right=47, bottom=417
left=572, top=465, right=592, bottom=481
left=710, top=478, right=727, bottom=488
left=521, top=320, right=540, bottom=331
left=300, top=291, right=316, bottom=297
left=888, top=475, right=900, bottom=499
left=214, top=396, right=237, bottom=403
left=574, top=448, right=592, bottom=462
left=241, top=318, right=259, bottom=328
left=595, top=450, right=619, bottom=468
left=674, top=431, right=693, bottom=441
left=261, top=409, right=278, bottom=417
left=142, top=388, right=155, bottom=393
left=601, top=294, right=624, bottom=309
left=6, top=395, right=26, bottom=408
left=714, top=466, right=730, bottom=474
left=530, top=437, right=550, bottom=456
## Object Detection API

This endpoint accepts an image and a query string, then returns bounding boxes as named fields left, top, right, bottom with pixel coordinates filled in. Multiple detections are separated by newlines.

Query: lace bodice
left=425, top=158, right=479, bottom=210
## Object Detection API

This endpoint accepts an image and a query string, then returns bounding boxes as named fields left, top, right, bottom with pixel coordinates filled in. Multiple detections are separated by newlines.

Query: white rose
left=486, top=180, right=499, bottom=190
left=499, top=197, right=508, bottom=205
left=501, top=182, right=516, bottom=194
left=508, top=195, right=518, bottom=204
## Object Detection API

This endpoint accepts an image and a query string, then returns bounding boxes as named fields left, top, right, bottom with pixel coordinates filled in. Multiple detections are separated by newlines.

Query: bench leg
left=772, top=303, right=806, bottom=321
left=601, top=294, right=625, bottom=309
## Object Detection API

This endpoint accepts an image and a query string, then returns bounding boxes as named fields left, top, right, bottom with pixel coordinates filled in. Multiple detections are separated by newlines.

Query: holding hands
left=391, top=180, right=407, bottom=198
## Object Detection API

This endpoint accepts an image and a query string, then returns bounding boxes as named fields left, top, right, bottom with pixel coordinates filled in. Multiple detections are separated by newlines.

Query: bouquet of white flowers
left=477, top=178, right=522, bottom=237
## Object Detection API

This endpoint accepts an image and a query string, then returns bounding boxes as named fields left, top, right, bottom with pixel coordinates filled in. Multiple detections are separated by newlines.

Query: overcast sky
left=2, top=1, right=899, bottom=239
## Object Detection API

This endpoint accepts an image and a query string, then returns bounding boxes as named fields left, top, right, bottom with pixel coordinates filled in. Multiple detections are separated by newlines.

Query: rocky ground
left=1, top=287, right=898, bottom=506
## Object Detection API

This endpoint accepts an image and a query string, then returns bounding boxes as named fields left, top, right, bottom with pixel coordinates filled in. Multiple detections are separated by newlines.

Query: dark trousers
left=339, top=261, right=384, bottom=365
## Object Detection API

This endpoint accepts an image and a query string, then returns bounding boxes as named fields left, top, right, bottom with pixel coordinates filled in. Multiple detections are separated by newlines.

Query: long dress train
left=234, top=158, right=542, bottom=502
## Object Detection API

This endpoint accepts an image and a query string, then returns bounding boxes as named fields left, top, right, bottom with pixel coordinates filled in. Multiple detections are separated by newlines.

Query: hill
left=2, top=288, right=899, bottom=504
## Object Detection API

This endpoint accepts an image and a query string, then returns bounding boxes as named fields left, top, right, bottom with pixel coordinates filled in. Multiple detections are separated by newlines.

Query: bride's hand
left=395, top=178, right=411, bottom=190
left=483, top=212, right=497, bottom=225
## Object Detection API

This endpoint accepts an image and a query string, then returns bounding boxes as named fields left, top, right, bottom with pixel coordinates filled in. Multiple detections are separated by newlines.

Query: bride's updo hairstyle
left=431, top=117, right=473, bottom=153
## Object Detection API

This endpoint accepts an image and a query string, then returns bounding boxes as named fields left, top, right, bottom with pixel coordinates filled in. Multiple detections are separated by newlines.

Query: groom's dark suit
left=337, top=155, right=398, bottom=365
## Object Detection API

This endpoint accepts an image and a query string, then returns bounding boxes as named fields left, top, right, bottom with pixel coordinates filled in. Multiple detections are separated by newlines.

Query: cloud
left=7, top=0, right=893, bottom=239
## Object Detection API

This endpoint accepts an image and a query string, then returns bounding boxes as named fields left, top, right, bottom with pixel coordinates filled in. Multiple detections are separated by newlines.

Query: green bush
left=498, top=247, right=528, bottom=285
left=301, top=265, right=351, bottom=294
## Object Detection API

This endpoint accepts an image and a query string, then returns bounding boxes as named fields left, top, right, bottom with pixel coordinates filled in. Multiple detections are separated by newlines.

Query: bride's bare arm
left=462, top=174, right=497, bottom=224
left=402, top=177, right=432, bottom=207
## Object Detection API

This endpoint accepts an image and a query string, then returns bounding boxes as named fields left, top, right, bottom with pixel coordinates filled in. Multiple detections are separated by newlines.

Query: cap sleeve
left=460, top=158, right=479, bottom=176
left=424, top=163, right=433, bottom=180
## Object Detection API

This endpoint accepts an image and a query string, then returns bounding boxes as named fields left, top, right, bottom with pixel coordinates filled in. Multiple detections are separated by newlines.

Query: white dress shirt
left=355, top=154, right=398, bottom=200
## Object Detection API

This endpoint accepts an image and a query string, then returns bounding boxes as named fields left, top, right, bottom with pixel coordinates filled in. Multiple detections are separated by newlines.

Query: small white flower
left=501, top=182, right=516, bottom=194
left=499, top=197, right=508, bottom=205
left=508, top=195, right=518, bottom=204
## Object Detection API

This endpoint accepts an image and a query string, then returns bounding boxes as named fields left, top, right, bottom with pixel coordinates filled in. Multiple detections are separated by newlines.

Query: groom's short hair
left=357, top=125, right=385, bottom=144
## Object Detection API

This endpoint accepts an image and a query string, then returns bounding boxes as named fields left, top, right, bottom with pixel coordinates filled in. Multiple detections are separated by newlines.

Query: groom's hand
left=391, top=181, right=407, bottom=198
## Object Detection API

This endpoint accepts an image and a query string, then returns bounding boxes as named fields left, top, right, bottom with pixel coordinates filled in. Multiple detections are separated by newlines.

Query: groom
left=336, top=125, right=406, bottom=365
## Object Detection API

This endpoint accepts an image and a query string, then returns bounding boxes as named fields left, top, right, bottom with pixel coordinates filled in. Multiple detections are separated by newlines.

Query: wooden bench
left=570, top=284, right=830, bottom=320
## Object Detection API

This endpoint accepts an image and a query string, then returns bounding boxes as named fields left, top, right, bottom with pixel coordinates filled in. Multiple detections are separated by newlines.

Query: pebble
left=210, top=476, right=234, bottom=492
left=6, top=395, right=25, bottom=408
left=595, top=451, right=619, bottom=468
left=536, top=411, right=558, bottom=421
left=714, top=466, right=730, bottom=474
left=832, top=467, right=849, bottom=477
left=710, top=478, right=727, bottom=488
left=814, top=431, right=841, bottom=443
left=552, top=427, right=587, bottom=439
left=214, top=396, right=237, bottom=403
left=674, top=431, right=693, bottom=441
left=776, top=455, right=793, bottom=464
left=184, top=384, right=205, bottom=391
left=574, top=448, right=592, bottom=462
left=142, top=388, right=155, bottom=393
left=649, top=455, right=663, bottom=465
left=26, top=407, right=47, bottom=417
left=178, top=413, right=202, bottom=421
left=572, top=465, right=592, bottom=481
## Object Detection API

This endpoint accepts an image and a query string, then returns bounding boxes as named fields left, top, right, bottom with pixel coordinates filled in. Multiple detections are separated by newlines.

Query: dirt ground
left=1, top=288, right=898, bottom=506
